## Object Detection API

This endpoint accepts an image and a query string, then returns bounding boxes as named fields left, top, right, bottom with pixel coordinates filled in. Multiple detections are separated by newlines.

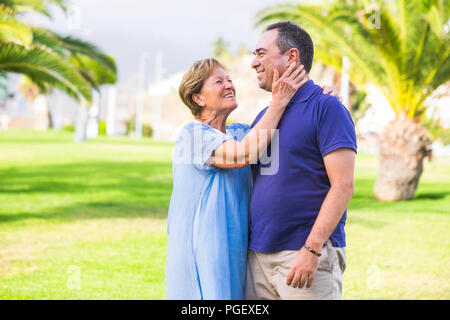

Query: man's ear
left=286, top=48, right=300, bottom=64
left=192, top=94, right=205, bottom=107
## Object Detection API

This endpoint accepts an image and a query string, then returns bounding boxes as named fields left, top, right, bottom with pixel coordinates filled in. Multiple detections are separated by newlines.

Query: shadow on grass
left=414, top=192, right=450, bottom=200
left=2, top=161, right=449, bottom=224
left=0, top=202, right=168, bottom=223
left=349, top=178, right=450, bottom=216
left=0, top=132, right=173, bottom=147
left=0, top=161, right=172, bottom=223
left=0, top=161, right=172, bottom=193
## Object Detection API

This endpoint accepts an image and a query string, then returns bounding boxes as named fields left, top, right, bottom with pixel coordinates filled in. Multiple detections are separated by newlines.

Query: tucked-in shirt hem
left=248, top=238, right=308, bottom=253
left=249, top=235, right=346, bottom=253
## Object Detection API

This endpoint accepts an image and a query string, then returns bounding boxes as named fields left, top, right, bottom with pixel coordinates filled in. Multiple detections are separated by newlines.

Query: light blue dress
left=166, top=120, right=252, bottom=300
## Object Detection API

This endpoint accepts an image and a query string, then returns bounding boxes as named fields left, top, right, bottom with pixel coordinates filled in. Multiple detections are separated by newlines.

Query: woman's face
left=195, top=67, right=237, bottom=114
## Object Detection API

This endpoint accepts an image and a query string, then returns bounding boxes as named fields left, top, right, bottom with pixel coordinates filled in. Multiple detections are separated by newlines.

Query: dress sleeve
left=176, top=121, right=233, bottom=171
left=316, top=96, right=358, bottom=157
left=226, top=122, right=251, bottom=141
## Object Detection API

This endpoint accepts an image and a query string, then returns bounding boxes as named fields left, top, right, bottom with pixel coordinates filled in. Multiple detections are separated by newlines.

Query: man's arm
left=286, top=148, right=355, bottom=289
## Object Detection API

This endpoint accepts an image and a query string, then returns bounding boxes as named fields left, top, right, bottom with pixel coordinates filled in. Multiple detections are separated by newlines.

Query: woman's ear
left=192, top=94, right=205, bottom=107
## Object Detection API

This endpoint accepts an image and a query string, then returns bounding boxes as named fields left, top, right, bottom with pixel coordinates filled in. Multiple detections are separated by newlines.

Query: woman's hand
left=322, top=85, right=343, bottom=103
left=271, top=62, right=308, bottom=108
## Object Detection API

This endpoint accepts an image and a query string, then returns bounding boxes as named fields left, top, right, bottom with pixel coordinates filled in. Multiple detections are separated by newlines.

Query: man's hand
left=286, top=246, right=319, bottom=289
left=322, top=85, right=343, bottom=103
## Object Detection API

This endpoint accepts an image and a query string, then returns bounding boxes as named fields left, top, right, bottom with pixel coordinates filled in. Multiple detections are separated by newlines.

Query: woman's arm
left=209, top=62, right=308, bottom=169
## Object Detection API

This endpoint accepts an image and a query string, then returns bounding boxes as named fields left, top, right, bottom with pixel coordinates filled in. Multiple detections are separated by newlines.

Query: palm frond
left=0, top=0, right=117, bottom=105
left=0, top=8, right=32, bottom=44
left=30, top=26, right=65, bottom=56
left=70, top=54, right=117, bottom=90
left=0, top=42, right=92, bottom=102
left=55, top=35, right=117, bottom=76
left=0, top=0, right=67, bottom=16
left=31, top=28, right=118, bottom=86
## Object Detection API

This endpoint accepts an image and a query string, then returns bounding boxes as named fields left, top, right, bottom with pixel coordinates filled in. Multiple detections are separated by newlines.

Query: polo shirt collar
left=289, top=79, right=316, bottom=103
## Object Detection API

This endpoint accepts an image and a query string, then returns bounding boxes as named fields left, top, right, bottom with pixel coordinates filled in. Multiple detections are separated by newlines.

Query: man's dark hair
left=266, top=21, right=314, bottom=73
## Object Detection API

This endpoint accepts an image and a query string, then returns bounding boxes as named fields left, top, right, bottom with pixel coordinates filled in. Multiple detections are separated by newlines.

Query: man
left=246, top=21, right=357, bottom=300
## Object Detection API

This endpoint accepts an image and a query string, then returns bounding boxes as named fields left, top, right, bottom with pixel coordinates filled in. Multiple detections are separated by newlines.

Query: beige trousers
left=245, top=240, right=346, bottom=300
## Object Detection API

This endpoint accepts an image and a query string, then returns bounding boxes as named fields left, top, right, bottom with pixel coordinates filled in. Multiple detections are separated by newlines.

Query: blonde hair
left=179, top=58, right=226, bottom=117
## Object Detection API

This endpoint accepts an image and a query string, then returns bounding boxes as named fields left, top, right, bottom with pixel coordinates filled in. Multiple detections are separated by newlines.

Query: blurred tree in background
left=213, top=36, right=231, bottom=60
left=0, top=0, right=117, bottom=106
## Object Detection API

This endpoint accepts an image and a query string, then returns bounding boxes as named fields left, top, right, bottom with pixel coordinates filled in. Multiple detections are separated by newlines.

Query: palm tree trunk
left=31, top=95, right=50, bottom=131
left=374, top=116, right=433, bottom=201
left=74, top=102, right=88, bottom=142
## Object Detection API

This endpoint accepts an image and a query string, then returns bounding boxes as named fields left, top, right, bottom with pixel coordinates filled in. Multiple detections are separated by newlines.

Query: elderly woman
left=165, top=57, right=307, bottom=300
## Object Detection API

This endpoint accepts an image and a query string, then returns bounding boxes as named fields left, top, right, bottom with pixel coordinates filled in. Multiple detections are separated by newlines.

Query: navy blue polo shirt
left=249, top=79, right=357, bottom=253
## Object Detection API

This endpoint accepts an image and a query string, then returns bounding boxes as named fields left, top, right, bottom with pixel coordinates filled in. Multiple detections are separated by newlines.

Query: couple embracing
left=165, top=21, right=357, bottom=300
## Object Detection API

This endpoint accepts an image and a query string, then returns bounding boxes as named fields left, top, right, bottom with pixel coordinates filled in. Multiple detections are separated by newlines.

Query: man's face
left=251, top=29, right=289, bottom=92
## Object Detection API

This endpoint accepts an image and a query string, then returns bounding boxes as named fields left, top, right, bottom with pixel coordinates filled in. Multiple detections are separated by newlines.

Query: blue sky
left=26, top=0, right=296, bottom=83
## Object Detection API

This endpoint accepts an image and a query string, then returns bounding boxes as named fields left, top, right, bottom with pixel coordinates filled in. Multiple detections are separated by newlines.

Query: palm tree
left=256, top=0, right=450, bottom=201
left=213, top=37, right=231, bottom=59
left=0, top=7, right=93, bottom=103
left=0, top=0, right=117, bottom=137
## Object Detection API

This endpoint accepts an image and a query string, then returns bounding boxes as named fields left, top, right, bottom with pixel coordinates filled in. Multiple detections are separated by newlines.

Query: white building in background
left=357, top=84, right=396, bottom=135
left=425, top=85, right=450, bottom=129
left=425, top=85, right=450, bottom=156
left=356, top=83, right=450, bottom=134
left=356, top=83, right=450, bottom=156
left=148, top=72, right=184, bottom=97
left=148, top=72, right=184, bottom=141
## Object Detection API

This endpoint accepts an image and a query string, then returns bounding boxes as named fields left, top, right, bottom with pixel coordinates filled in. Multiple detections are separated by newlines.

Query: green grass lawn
left=0, top=130, right=449, bottom=299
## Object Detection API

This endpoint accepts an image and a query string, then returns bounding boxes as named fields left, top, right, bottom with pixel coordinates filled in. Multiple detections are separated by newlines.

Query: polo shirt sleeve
left=316, top=96, right=358, bottom=158
left=251, top=107, right=268, bottom=129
